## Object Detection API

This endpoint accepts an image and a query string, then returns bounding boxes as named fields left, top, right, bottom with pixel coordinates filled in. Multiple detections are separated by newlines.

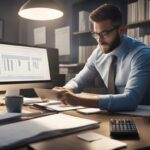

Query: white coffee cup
left=5, top=95, right=23, bottom=113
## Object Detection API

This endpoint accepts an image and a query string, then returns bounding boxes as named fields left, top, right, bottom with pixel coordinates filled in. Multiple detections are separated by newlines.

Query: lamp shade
left=18, top=0, right=64, bottom=21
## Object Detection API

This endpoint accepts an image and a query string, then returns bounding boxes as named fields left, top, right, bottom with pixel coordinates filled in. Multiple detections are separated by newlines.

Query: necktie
left=108, top=55, right=117, bottom=94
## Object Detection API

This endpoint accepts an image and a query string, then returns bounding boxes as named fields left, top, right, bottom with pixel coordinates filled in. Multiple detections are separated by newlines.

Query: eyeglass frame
left=91, top=25, right=120, bottom=39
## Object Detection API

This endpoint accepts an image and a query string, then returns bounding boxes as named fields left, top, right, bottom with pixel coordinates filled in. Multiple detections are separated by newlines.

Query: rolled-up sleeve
left=99, top=48, right=150, bottom=112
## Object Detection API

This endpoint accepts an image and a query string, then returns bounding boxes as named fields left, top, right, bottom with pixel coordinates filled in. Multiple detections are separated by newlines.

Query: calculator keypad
left=110, top=119, right=139, bottom=138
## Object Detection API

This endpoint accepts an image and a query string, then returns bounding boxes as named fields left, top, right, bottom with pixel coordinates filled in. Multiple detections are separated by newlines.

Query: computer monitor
left=0, top=43, right=51, bottom=96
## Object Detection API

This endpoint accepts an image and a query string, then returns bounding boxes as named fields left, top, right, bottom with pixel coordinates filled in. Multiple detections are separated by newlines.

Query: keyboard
left=110, top=119, right=139, bottom=138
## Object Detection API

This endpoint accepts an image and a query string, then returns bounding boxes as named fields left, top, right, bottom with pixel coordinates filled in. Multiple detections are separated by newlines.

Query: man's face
left=92, top=20, right=122, bottom=54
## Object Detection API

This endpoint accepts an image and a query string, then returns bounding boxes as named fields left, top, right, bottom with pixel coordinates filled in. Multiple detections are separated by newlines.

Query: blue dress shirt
left=65, top=35, right=150, bottom=112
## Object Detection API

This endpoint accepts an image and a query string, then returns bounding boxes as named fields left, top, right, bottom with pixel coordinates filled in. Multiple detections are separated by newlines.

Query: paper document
left=55, top=26, right=70, bottom=55
left=34, top=102, right=84, bottom=112
left=77, top=132, right=127, bottom=149
left=35, top=100, right=61, bottom=106
left=117, top=105, right=150, bottom=116
left=34, top=88, right=57, bottom=100
left=31, top=131, right=127, bottom=150
left=23, top=97, right=43, bottom=105
left=77, top=108, right=101, bottom=114
left=77, top=132, right=102, bottom=142
left=34, top=26, right=46, bottom=45
left=0, top=113, right=99, bottom=150
left=47, top=104, right=84, bottom=112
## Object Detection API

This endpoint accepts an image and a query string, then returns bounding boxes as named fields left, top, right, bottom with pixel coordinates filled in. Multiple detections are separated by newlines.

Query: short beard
left=99, top=33, right=121, bottom=54
left=108, top=33, right=121, bottom=52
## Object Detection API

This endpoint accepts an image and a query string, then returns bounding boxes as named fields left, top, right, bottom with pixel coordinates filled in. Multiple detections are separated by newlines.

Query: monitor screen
left=0, top=43, right=51, bottom=94
left=0, top=44, right=50, bottom=82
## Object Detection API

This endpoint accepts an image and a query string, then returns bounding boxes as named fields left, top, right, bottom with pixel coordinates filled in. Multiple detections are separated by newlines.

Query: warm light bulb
left=18, top=8, right=63, bottom=20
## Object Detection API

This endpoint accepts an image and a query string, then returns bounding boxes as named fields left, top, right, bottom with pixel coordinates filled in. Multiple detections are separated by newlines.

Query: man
left=55, top=4, right=150, bottom=112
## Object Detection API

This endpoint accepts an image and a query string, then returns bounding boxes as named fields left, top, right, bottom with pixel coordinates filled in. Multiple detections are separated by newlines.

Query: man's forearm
left=77, top=95, right=100, bottom=108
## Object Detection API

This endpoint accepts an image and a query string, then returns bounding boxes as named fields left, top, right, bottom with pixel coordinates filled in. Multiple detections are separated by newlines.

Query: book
left=0, top=113, right=99, bottom=150
left=79, top=11, right=90, bottom=32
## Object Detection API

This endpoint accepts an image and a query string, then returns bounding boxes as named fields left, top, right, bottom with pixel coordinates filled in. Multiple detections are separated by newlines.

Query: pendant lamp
left=18, top=0, right=64, bottom=21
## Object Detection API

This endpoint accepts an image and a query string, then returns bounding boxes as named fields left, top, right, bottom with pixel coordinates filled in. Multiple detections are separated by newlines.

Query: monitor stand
left=0, top=89, right=20, bottom=104
left=5, top=89, right=20, bottom=96
left=5, top=89, right=43, bottom=105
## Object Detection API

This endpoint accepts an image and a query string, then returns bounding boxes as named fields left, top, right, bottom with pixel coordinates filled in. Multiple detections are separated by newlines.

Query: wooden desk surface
left=28, top=111, right=150, bottom=150
left=0, top=103, right=150, bottom=150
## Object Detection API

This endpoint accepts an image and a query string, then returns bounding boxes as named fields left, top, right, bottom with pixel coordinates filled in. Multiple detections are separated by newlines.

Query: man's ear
left=119, top=25, right=126, bottom=35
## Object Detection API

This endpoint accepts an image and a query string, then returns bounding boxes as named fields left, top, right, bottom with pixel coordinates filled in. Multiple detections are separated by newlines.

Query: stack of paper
left=33, top=102, right=84, bottom=112
left=0, top=113, right=99, bottom=150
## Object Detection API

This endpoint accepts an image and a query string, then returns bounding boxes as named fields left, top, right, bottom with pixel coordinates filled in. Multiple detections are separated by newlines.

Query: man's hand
left=53, top=86, right=73, bottom=99
left=53, top=87, right=74, bottom=103
left=53, top=87, right=100, bottom=108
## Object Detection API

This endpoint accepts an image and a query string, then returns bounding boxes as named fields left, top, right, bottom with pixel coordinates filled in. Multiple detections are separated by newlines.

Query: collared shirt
left=65, top=35, right=150, bottom=112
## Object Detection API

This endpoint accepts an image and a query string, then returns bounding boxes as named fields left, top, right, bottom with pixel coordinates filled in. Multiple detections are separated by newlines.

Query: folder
left=0, top=113, right=99, bottom=150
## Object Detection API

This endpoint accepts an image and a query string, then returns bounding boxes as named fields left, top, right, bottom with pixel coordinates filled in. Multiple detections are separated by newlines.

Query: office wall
left=0, top=0, right=26, bottom=43
left=0, top=0, right=80, bottom=47
left=19, top=0, right=73, bottom=47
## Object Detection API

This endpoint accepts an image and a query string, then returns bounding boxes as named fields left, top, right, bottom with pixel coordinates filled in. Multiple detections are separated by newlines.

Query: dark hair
left=89, top=4, right=122, bottom=27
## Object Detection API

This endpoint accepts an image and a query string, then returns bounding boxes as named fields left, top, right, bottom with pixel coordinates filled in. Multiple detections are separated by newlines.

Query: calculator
left=110, top=119, right=139, bottom=138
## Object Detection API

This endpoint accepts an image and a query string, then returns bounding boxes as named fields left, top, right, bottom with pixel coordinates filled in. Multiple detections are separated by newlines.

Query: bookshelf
left=127, top=20, right=150, bottom=28
left=127, top=0, right=150, bottom=47
left=72, top=3, right=97, bottom=64
left=73, top=31, right=91, bottom=35
left=59, top=63, right=84, bottom=82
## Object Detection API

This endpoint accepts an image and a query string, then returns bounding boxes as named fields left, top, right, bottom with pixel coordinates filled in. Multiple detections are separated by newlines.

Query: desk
left=0, top=104, right=150, bottom=150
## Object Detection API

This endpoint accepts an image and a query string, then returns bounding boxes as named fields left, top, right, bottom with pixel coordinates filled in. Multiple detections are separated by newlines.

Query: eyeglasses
left=91, top=26, right=119, bottom=39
